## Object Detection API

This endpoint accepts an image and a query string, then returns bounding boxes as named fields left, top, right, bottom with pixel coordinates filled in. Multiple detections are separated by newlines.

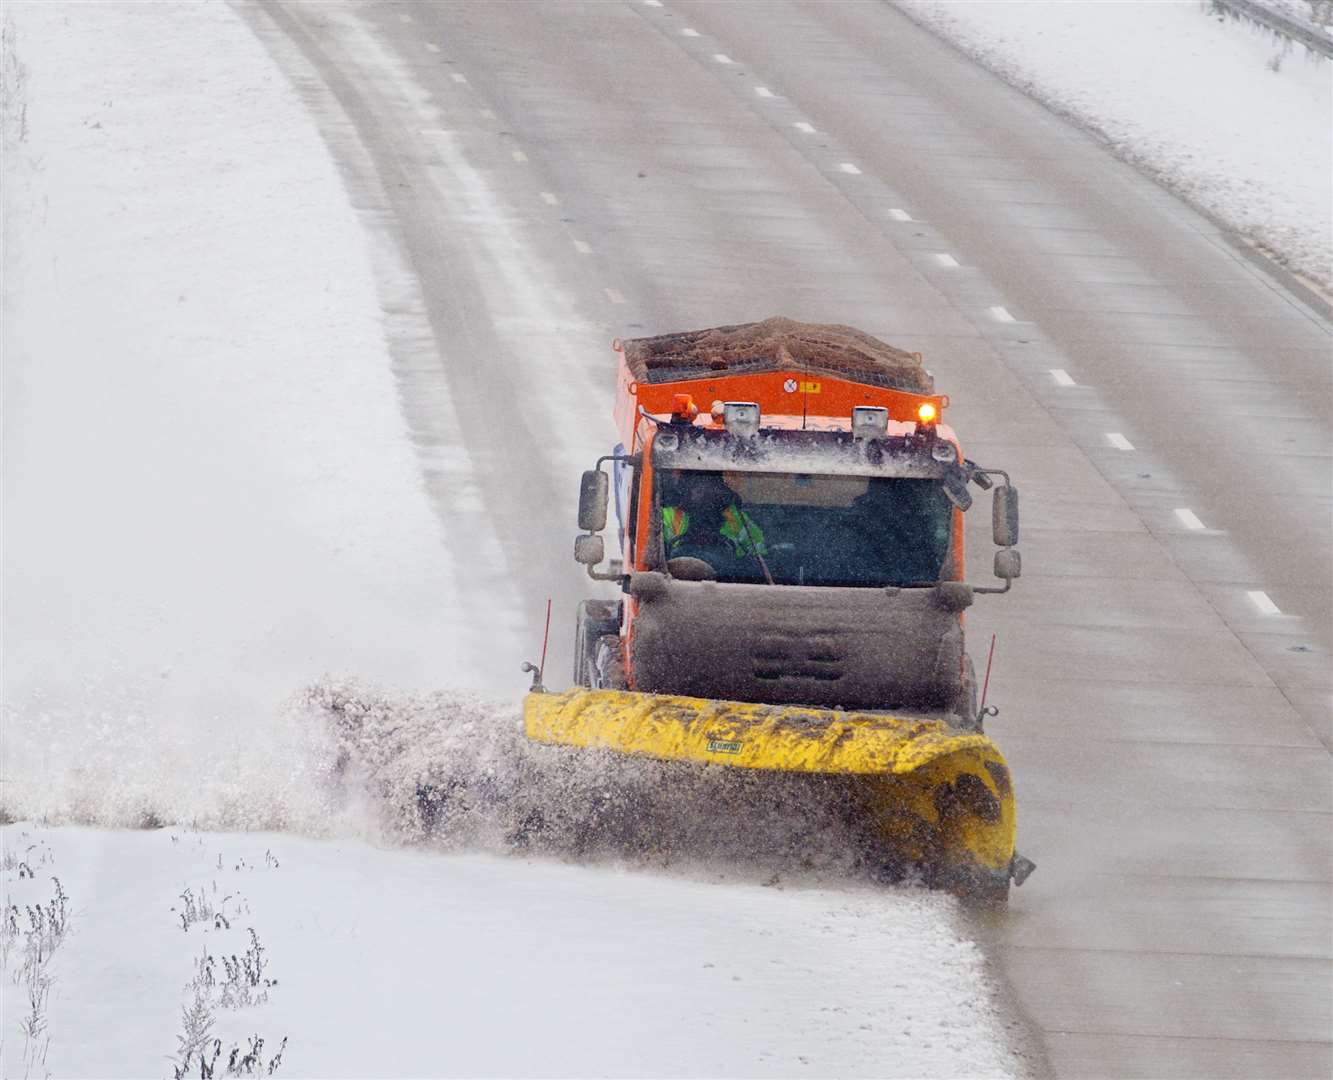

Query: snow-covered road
left=3, top=0, right=1330, bottom=1077
left=1, top=3, right=1029, bottom=1076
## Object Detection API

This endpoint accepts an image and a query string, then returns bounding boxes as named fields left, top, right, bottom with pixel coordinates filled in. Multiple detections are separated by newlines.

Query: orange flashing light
left=670, top=393, right=699, bottom=423
left=916, top=401, right=938, bottom=425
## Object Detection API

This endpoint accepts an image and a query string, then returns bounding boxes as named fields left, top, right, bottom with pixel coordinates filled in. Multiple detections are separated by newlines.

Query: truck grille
left=752, top=631, right=845, bottom=682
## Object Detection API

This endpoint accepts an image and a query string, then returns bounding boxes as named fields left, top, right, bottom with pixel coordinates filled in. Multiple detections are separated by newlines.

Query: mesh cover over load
left=623, top=317, right=933, bottom=394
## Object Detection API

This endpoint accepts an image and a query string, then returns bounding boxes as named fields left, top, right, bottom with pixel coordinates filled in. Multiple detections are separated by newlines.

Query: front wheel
left=592, top=634, right=628, bottom=691
left=573, top=600, right=619, bottom=687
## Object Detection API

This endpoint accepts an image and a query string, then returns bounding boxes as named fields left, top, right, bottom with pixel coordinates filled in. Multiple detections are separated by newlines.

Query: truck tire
left=592, top=634, right=628, bottom=691
left=573, top=600, right=620, bottom=687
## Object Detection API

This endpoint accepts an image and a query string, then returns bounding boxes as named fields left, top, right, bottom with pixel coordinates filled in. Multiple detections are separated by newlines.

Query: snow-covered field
left=1, top=0, right=521, bottom=832
left=0, top=3, right=1027, bottom=1076
left=902, top=0, right=1333, bottom=293
left=2, top=826, right=1025, bottom=1079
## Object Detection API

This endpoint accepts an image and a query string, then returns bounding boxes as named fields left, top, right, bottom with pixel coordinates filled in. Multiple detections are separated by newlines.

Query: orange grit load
left=522, top=317, right=1034, bottom=901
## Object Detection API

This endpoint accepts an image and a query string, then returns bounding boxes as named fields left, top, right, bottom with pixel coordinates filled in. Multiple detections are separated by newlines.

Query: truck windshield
left=657, top=468, right=952, bottom=587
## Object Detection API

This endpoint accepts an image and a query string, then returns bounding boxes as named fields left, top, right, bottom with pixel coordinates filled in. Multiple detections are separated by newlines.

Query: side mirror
left=942, top=467, right=973, bottom=512
left=993, top=485, right=1019, bottom=547
left=994, top=548, right=1021, bottom=581
left=574, top=533, right=604, bottom=566
left=578, top=470, right=609, bottom=532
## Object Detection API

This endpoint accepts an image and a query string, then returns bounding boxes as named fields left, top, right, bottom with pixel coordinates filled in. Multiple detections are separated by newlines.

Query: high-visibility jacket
left=662, top=505, right=768, bottom=558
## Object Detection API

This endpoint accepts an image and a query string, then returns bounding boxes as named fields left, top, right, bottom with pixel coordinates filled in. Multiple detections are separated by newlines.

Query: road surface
left=243, top=2, right=1333, bottom=1075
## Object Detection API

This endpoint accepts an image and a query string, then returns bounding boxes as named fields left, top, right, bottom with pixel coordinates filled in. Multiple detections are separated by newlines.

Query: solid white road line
left=1247, top=590, right=1282, bottom=616
left=888, top=208, right=913, bottom=222
left=989, top=306, right=1016, bottom=323
left=1106, top=432, right=1135, bottom=451
left=605, top=288, right=626, bottom=304
left=511, top=149, right=528, bottom=162
left=839, top=162, right=862, bottom=174
left=794, top=121, right=816, bottom=134
left=451, top=72, right=468, bottom=84
left=1049, top=368, right=1076, bottom=386
left=755, top=87, right=775, bottom=98
left=573, top=240, right=593, bottom=254
left=424, top=42, right=440, bottom=53
left=540, top=192, right=560, bottom=205
left=1173, top=508, right=1206, bottom=530
left=933, top=253, right=959, bottom=267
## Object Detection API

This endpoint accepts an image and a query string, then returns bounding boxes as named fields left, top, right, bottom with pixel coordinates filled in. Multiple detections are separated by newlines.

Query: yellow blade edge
left=524, top=688, right=1016, bottom=883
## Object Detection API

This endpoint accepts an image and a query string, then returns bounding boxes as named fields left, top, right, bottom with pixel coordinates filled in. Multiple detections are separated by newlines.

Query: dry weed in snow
left=170, top=889, right=286, bottom=1077
left=1, top=837, right=70, bottom=1079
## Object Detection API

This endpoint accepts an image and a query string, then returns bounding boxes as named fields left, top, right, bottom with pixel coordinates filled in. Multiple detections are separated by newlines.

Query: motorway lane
left=247, top=1, right=1332, bottom=1075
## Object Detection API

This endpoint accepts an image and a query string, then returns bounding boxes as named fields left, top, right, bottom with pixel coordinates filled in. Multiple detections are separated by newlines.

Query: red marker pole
left=538, top=598, right=553, bottom=686
left=979, top=633, right=997, bottom=714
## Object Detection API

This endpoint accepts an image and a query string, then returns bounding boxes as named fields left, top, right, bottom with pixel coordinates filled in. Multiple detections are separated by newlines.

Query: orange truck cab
left=570, top=319, right=1020, bottom=723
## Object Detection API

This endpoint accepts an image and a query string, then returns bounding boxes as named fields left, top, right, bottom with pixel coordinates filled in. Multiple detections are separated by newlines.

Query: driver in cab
left=660, top=471, right=767, bottom=564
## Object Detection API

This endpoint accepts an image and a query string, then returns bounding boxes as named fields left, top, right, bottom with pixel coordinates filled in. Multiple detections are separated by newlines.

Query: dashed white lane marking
left=1173, top=507, right=1206, bottom=530
left=755, top=86, right=775, bottom=98
left=1247, top=589, right=1282, bottom=616
left=451, top=72, right=468, bottom=84
left=573, top=240, right=593, bottom=255
left=605, top=288, right=626, bottom=304
left=479, top=108, right=496, bottom=119
left=714, top=53, right=734, bottom=64
left=511, top=149, right=528, bottom=162
left=888, top=208, right=913, bottom=222
left=424, top=42, right=440, bottom=53
left=399, top=13, right=413, bottom=23
left=933, top=253, right=959, bottom=267
left=1050, top=368, right=1076, bottom=386
left=794, top=121, right=816, bottom=134
left=989, top=306, right=1016, bottom=323
left=1106, top=432, right=1135, bottom=451
left=681, top=28, right=699, bottom=36
left=644, top=0, right=663, bottom=6
left=540, top=192, right=560, bottom=205
left=839, top=162, right=862, bottom=174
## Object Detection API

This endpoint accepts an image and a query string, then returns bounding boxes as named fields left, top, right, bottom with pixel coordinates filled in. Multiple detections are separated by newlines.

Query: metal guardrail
left=1211, top=0, right=1333, bottom=58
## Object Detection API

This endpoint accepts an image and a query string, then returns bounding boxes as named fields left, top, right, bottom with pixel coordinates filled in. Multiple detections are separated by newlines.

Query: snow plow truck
left=523, top=318, right=1034, bottom=901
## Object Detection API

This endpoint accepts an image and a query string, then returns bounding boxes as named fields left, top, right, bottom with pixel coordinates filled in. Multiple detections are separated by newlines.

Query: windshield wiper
left=734, top=501, right=776, bottom=586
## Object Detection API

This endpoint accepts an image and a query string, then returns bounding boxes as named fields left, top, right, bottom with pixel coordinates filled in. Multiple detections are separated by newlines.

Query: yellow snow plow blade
left=524, top=688, right=1017, bottom=893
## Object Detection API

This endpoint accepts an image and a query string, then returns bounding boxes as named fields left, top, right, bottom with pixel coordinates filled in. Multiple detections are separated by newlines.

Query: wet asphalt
left=248, top=2, right=1332, bottom=1075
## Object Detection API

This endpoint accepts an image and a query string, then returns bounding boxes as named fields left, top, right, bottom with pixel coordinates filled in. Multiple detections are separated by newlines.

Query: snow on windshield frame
left=651, top=426, right=953, bottom=480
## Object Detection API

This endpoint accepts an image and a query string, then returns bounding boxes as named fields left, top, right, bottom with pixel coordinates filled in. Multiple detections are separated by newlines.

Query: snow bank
left=0, top=0, right=522, bottom=831
left=902, top=0, right=1333, bottom=291
left=1, top=825, right=1026, bottom=1078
